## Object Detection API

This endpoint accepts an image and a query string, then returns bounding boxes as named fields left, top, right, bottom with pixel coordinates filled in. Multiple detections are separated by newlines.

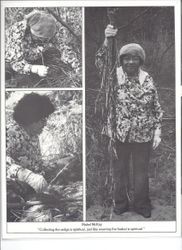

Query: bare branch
left=157, top=87, right=175, bottom=91
left=118, top=8, right=151, bottom=31
left=47, top=8, right=81, bottom=43
left=163, top=117, right=175, bottom=121
left=50, top=157, right=78, bottom=184
left=160, top=43, right=174, bottom=61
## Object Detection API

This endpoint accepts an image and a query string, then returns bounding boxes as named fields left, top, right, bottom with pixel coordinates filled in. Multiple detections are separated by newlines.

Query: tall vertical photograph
left=85, top=7, right=176, bottom=221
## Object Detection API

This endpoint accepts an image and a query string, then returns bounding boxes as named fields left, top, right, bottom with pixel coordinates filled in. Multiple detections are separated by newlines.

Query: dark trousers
left=114, top=140, right=151, bottom=210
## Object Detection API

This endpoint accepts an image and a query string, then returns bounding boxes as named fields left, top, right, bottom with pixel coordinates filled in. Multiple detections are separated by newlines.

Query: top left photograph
left=5, top=7, right=82, bottom=88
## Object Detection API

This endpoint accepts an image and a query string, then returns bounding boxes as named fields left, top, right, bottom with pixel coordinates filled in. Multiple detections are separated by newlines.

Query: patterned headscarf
left=25, top=10, right=57, bottom=39
left=119, top=43, right=146, bottom=64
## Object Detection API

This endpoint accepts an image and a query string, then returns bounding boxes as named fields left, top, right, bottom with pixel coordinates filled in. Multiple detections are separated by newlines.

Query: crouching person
left=6, top=93, right=55, bottom=193
left=5, top=9, right=80, bottom=87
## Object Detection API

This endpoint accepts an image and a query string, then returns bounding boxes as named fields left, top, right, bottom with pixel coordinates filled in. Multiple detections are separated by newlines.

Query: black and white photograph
left=86, top=7, right=176, bottom=221
left=5, top=7, right=82, bottom=88
left=6, top=90, right=83, bottom=222
left=1, top=0, right=181, bottom=241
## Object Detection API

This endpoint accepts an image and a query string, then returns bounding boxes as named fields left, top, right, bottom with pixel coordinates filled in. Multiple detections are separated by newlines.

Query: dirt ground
left=86, top=198, right=176, bottom=221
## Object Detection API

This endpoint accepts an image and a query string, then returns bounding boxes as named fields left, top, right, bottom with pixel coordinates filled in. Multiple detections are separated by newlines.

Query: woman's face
left=28, top=118, right=47, bottom=135
left=31, top=33, right=51, bottom=44
left=121, top=53, right=141, bottom=76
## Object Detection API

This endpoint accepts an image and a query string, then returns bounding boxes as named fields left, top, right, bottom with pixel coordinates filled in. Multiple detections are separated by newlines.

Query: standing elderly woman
left=6, top=93, right=55, bottom=193
left=96, top=25, right=163, bottom=218
left=5, top=9, right=79, bottom=85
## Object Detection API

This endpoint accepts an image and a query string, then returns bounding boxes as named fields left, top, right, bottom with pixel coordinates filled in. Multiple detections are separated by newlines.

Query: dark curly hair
left=13, top=93, right=55, bottom=126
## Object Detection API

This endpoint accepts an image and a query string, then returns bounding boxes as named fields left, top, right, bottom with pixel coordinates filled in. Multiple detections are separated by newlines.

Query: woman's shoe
left=134, top=208, right=151, bottom=218
left=113, top=206, right=128, bottom=215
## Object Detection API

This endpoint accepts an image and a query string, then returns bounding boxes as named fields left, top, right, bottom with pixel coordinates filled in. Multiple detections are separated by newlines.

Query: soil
left=86, top=198, right=176, bottom=221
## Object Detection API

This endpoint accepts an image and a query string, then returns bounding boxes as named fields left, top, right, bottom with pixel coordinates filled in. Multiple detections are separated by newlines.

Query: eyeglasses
left=31, top=32, right=57, bottom=44
left=31, top=34, right=51, bottom=43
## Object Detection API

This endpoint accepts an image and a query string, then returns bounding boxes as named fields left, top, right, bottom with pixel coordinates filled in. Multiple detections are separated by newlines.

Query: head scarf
left=25, top=10, right=57, bottom=39
left=119, top=43, right=146, bottom=64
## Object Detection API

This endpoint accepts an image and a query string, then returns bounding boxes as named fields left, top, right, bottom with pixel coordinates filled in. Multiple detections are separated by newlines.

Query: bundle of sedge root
left=94, top=8, right=119, bottom=220
left=20, top=182, right=83, bottom=222
left=7, top=156, right=83, bottom=222
left=34, top=47, right=78, bottom=88
left=7, top=180, right=83, bottom=222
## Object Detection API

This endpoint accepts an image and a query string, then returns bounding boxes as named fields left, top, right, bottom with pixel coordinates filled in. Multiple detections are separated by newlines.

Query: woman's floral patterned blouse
left=95, top=45, right=163, bottom=143
left=6, top=117, right=44, bottom=179
left=5, top=20, right=79, bottom=74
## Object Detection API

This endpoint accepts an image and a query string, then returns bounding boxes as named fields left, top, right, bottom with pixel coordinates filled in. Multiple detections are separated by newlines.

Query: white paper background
left=1, top=0, right=181, bottom=241
left=1, top=238, right=182, bottom=250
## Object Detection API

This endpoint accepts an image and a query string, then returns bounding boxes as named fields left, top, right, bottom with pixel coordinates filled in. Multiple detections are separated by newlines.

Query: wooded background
left=85, top=7, right=176, bottom=220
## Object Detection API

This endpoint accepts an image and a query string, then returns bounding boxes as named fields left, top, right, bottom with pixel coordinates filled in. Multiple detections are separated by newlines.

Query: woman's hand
left=104, top=24, right=118, bottom=46
left=152, top=135, right=161, bottom=150
left=17, top=168, right=48, bottom=193
left=37, top=46, right=44, bottom=53
left=31, top=65, right=49, bottom=77
left=152, top=128, right=161, bottom=150
left=105, top=24, right=118, bottom=38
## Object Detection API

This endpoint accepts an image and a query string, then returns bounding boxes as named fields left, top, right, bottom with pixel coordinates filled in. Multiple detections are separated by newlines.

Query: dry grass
left=7, top=91, right=83, bottom=222
left=5, top=7, right=82, bottom=88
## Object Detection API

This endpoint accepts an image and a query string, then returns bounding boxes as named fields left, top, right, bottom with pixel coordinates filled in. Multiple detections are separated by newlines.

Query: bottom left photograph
left=5, top=90, right=83, bottom=222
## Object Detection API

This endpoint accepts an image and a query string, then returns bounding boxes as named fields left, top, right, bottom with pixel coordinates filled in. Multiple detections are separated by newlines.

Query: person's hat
left=119, top=43, right=146, bottom=64
left=26, top=10, right=57, bottom=39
